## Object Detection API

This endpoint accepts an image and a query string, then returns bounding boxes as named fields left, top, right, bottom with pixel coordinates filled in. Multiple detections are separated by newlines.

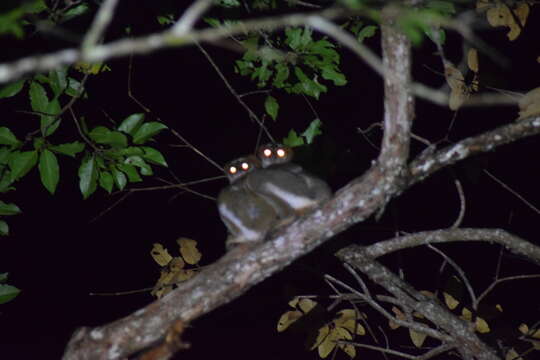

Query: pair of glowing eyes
left=262, top=148, right=287, bottom=159
left=228, top=162, right=251, bottom=175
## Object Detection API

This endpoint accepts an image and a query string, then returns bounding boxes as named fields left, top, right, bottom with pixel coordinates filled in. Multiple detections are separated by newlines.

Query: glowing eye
left=263, top=149, right=272, bottom=158
left=229, top=166, right=238, bottom=174
left=276, top=149, right=286, bottom=158
left=241, top=162, right=250, bottom=170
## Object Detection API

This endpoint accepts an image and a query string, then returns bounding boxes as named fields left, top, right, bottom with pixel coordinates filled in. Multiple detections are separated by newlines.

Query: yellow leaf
left=335, top=309, right=365, bottom=335
left=298, top=298, right=317, bottom=314
left=311, top=325, right=330, bottom=350
left=518, top=323, right=529, bottom=334
left=485, top=2, right=528, bottom=41
left=151, top=269, right=175, bottom=298
left=445, top=63, right=469, bottom=110
left=151, top=243, right=173, bottom=266
left=461, top=308, right=472, bottom=321
left=468, top=48, right=479, bottom=73
left=177, top=237, right=202, bottom=265
left=319, top=327, right=352, bottom=359
left=168, top=257, right=185, bottom=272
left=518, top=87, right=540, bottom=120
left=506, top=348, right=524, bottom=360
left=288, top=297, right=300, bottom=308
left=176, top=268, right=196, bottom=282
left=339, top=343, right=356, bottom=358
left=496, top=304, right=503, bottom=312
left=443, top=292, right=460, bottom=310
left=409, top=329, right=427, bottom=348
left=74, top=62, right=111, bottom=74
left=475, top=316, right=490, bottom=333
left=277, top=310, right=303, bottom=332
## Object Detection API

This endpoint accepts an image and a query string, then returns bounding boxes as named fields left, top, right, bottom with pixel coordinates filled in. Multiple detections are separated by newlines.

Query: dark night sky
left=1, top=2, right=540, bottom=359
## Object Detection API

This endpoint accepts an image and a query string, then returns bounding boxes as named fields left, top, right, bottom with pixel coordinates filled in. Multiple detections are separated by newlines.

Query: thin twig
left=169, top=128, right=223, bottom=172
left=428, top=244, right=477, bottom=308
left=450, top=178, right=465, bottom=228
left=483, top=169, right=540, bottom=216
left=475, top=274, right=540, bottom=308
left=195, top=42, right=275, bottom=143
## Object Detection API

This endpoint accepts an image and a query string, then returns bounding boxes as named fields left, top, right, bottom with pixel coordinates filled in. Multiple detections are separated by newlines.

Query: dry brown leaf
left=177, top=237, right=202, bottom=265
left=443, top=292, right=459, bottom=310
left=518, top=87, right=540, bottom=119
left=445, top=63, right=469, bottom=110
left=277, top=310, right=303, bottom=332
left=151, top=243, right=173, bottom=266
left=410, top=329, right=427, bottom=348
left=468, top=48, right=479, bottom=73
left=485, top=1, right=530, bottom=41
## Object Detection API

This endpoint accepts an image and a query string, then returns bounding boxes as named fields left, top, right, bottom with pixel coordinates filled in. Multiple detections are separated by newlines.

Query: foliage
left=0, top=272, right=20, bottom=304
left=150, top=238, right=203, bottom=298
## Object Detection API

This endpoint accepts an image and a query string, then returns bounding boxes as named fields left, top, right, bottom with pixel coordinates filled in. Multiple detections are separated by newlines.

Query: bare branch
left=81, top=0, right=119, bottom=50
left=364, top=228, right=540, bottom=265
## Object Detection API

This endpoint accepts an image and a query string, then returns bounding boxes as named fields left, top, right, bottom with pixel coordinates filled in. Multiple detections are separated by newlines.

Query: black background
left=1, top=2, right=540, bottom=359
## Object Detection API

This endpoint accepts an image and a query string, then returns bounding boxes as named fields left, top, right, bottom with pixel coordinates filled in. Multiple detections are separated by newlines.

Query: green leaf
left=357, top=25, right=377, bottom=43
left=0, top=79, right=25, bottom=98
left=41, top=98, right=61, bottom=136
left=0, top=220, right=8, bottom=236
left=0, top=273, right=7, bottom=282
left=49, top=67, right=68, bottom=97
left=264, top=95, right=279, bottom=121
left=273, top=63, right=290, bottom=88
left=118, top=113, right=145, bottom=135
left=217, top=0, right=240, bottom=7
left=282, top=130, right=305, bottom=147
left=426, top=0, right=455, bottom=15
left=8, top=150, right=38, bottom=181
left=157, top=14, right=175, bottom=25
left=286, top=27, right=311, bottom=51
left=29, top=81, right=48, bottom=112
left=0, top=127, right=20, bottom=146
left=301, top=119, right=323, bottom=144
left=0, top=284, right=20, bottom=304
left=49, top=142, right=85, bottom=157
left=89, top=127, right=128, bottom=147
left=0, top=147, right=11, bottom=164
left=117, top=163, right=142, bottom=182
left=39, top=149, right=59, bottom=194
left=0, top=201, right=21, bottom=215
left=142, top=147, right=168, bottom=167
left=78, top=155, right=98, bottom=199
left=65, top=77, right=84, bottom=97
left=125, top=156, right=152, bottom=176
left=132, top=122, right=168, bottom=144
left=294, top=67, right=327, bottom=99
left=321, top=65, right=347, bottom=86
left=111, top=167, right=127, bottom=190
left=60, top=3, right=90, bottom=23
left=203, top=17, right=221, bottom=27
left=99, top=171, right=113, bottom=194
